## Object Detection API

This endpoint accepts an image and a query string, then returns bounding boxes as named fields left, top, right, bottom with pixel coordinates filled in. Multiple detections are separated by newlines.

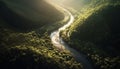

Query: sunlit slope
left=70, top=2, right=120, bottom=55
left=0, top=0, right=64, bottom=31
left=62, top=1, right=120, bottom=69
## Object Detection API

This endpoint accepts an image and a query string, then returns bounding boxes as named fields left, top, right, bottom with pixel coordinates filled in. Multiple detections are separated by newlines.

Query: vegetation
left=0, top=1, right=84, bottom=69
left=62, top=0, right=120, bottom=69
left=0, top=0, right=120, bottom=69
left=0, top=27, right=83, bottom=69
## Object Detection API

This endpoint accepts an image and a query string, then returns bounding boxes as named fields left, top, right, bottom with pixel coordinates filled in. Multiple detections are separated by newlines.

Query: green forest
left=0, top=0, right=120, bottom=69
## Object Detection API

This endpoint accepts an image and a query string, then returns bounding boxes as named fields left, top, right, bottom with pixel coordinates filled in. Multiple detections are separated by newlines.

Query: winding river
left=50, top=5, right=93, bottom=69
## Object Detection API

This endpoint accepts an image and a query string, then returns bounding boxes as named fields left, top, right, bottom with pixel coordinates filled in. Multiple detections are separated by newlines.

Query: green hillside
left=0, top=0, right=120, bottom=69
left=0, top=0, right=82, bottom=69
left=62, top=0, right=120, bottom=69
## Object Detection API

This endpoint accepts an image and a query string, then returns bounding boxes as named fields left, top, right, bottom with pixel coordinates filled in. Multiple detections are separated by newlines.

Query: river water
left=50, top=5, right=93, bottom=69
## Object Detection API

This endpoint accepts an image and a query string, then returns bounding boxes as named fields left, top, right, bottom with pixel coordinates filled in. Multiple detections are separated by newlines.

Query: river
left=50, top=4, right=93, bottom=69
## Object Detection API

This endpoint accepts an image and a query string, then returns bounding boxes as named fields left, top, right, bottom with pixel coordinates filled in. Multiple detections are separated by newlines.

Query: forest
left=0, top=0, right=120, bottom=69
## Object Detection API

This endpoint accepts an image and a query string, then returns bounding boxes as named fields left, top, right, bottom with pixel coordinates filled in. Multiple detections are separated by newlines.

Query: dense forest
left=0, top=0, right=120, bottom=69
left=62, top=0, right=120, bottom=69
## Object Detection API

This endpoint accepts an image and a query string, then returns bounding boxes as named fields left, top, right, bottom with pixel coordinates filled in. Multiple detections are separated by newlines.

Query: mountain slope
left=71, top=4, right=120, bottom=54
left=62, top=0, right=120, bottom=69
left=0, top=1, right=83, bottom=69
left=0, top=0, right=64, bottom=31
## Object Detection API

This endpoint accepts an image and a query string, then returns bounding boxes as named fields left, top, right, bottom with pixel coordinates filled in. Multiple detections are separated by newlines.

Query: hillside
left=70, top=3, right=120, bottom=55
left=0, top=0, right=120, bottom=69
left=0, top=0, right=84, bottom=69
left=0, top=27, right=83, bottom=69
left=62, top=0, right=120, bottom=69
left=0, top=0, right=64, bottom=31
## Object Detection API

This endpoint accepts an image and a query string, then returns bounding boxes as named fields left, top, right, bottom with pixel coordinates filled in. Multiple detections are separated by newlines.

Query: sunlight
left=46, top=0, right=65, bottom=3
left=45, top=0, right=84, bottom=12
left=45, top=0, right=67, bottom=5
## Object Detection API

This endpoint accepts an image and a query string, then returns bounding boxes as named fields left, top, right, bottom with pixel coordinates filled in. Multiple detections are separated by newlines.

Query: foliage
left=0, top=27, right=83, bottom=69
left=61, top=0, right=120, bottom=69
